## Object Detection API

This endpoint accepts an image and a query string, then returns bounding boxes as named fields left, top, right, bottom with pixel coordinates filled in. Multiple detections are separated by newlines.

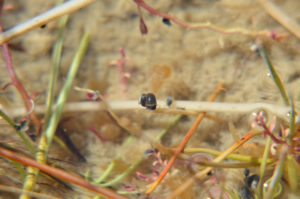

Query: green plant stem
left=20, top=32, right=90, bottom=199
left=157, top=114, right=182, bottom=141
left=193, top=160, right=263, bottom=168
left=0, top=110, right=35, bottom=154
left=44, top=2, right=72, bottom=155
left=11, top=160, right=26, bottom=180
left=265, top=144, right=287, bottom=199
left=44, top=32, right=90, bottom=153
left=95, top=115, right=182, bottom=186
left=44, top=12, right=69, bottom=129
left=94, top=136, right=133, bottom=184
left=287, top=98, right=296, bottom=145
left=286, top=154, right=300, bottom=191
left=257, top=44, right=289, bottom=105
left=256, top=136, right=272, bottom=198
left=94, top=159, right=117, bottom=184
left=100, top=158, right=144, bottom=187
left=20, top=167, right=36, bottom=199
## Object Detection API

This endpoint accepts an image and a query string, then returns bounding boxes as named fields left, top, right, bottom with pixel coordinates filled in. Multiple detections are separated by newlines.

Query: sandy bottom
left=0, top=0, right=300, bottom=198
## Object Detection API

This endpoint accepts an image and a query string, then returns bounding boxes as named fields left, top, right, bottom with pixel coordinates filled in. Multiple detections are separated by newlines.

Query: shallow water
left=0, top=0, right=300, bottom=198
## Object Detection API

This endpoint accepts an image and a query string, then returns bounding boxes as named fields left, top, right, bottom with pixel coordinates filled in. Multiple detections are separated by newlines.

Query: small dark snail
left=238, top=168, right=260, bottom=199
left=139, top=93, right=157, bottom=110
left=162, top=18, right=171, bottom=26
left=166, top=96, right=172, bottom=107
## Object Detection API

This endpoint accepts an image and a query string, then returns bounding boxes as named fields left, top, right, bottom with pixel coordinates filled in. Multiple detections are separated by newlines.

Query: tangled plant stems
left=0, top=110, right=35, bottom=153
left=133, top=0, right=286, bottom=40
left=146, top=83, right=224, bottom=194
left=169, top=130, right=262, bottom=199
left=0, top=1, right=299, bottom=198
left=44, top=0, right=69, bottom=129
left=0, top=0, right=288, bottom=46
left=256, top=39, right=300, bottom=197
left=0, top=0, right=41, bottom=135
left=21, top=32, right=90, bottom=199
left=0, top=146, right=127, bottom=199
left=92, top=115, right=183, bottom=191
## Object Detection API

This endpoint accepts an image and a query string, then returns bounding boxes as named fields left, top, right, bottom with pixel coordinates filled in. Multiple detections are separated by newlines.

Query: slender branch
left=0, top=0, right=95, bottom=44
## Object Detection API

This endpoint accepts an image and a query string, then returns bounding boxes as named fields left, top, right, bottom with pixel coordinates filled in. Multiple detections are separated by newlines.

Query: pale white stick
left=0, top=0, right=96, bottom=44
left=1, top=100, right=295, bottom=122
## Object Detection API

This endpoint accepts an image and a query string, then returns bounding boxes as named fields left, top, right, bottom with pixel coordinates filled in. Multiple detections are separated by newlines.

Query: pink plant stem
left=118, top=48, right=127, bottom=92
left=0, top=3, right=41, bottom=135
left=110, top=47, right=130, bottom=94
left=89, top=126, right=107, bottom=142
left=259, top=117, right=285, bottom=144
left=133, top=0, right=189, bottom=28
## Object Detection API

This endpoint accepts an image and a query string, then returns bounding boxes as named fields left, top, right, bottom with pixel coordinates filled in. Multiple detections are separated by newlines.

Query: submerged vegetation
left=0, top=0, right=300, bottom=198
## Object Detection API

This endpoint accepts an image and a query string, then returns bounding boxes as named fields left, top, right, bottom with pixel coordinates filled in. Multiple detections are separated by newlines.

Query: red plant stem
left=146, top=83, right=224, bottom=195
left=132, top=0, right=279, bottom=39
left=0, top=4, right=41, bottom=135
left=0, top=146, right=127, bottom=199
left=133, top=0, right=189, bottom=28
left=259, top=117, right=285, bottom=144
